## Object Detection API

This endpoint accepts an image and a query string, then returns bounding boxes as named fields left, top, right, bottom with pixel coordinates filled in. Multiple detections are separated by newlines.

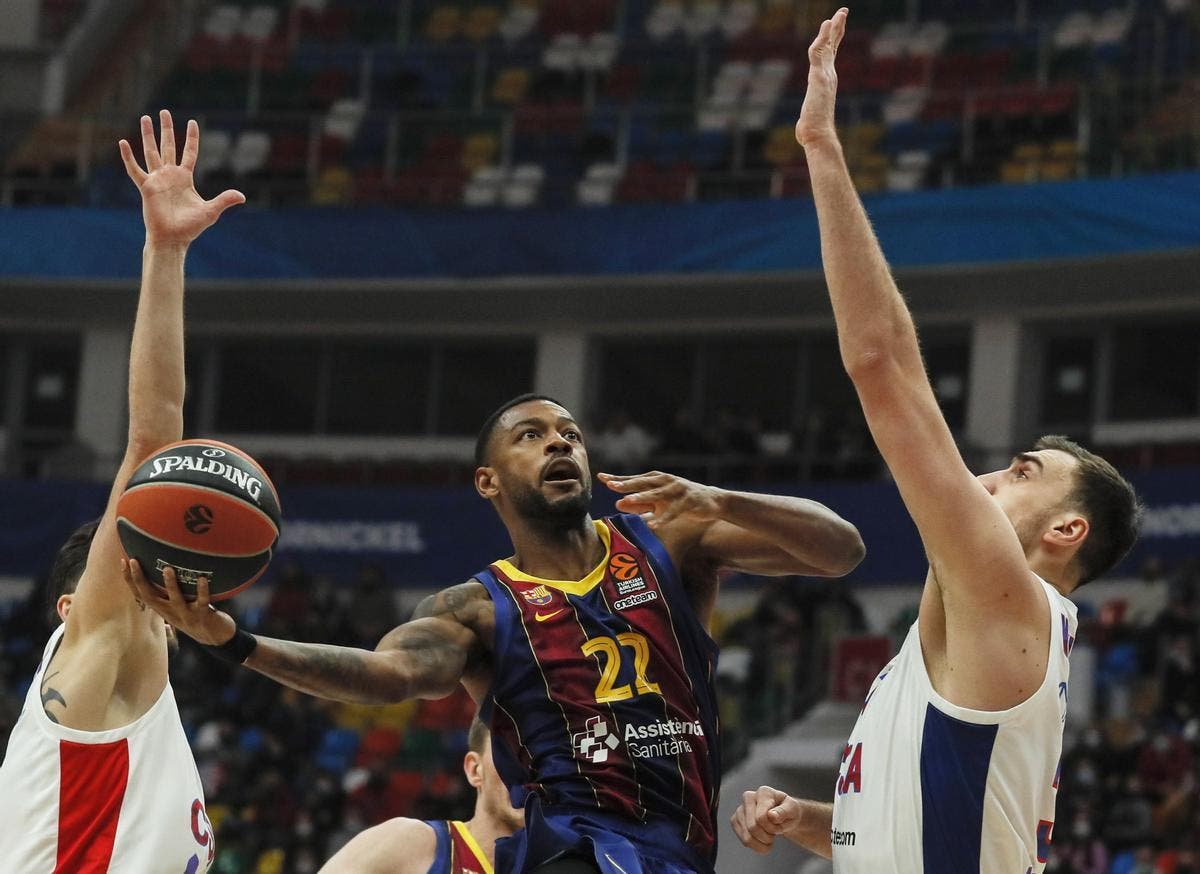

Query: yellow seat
left=758, top=3, right=794, bottom=34
left=333, top=701, right=376, bottom=729
left=311, top=165, right=354, bottom=205
left=425, top=4, right=462, bottom=41
left=763, top=125, right=801, bottom=167
left=462, top=132, right=499, bottom=171
left=1048, top=138, right=1078, bottom=159
left=1000, top=159, right=1034, bottom=184
left=371, top=699, right=420, bottom=730
left=492, top=66, right=531, bottom=105
left=1039, top=158, right=1075, bottom=181
left=464, top=6, right=501, bottom=41
left=851, top=167, right=885, bottom=193
left=1011, top=141, right=1043, bottom=162
left=255, top=849, right=286, bottom=874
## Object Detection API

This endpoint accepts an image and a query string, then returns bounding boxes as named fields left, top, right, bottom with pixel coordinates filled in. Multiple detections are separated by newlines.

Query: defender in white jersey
left=0, top=111, right=243, bottom=872
left=731, top=9, right=1142, bottom=874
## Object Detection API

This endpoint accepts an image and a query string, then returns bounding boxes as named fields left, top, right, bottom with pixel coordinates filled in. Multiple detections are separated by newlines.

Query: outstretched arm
left=796, top=13, right=1036, bottom=613
left=68, top=112, right=244, bottom=639
left=600, top=471, right=864, bottom=577
left=731, top=786, right=833, bottom=859
left=123, top=563, right=489, bottom=705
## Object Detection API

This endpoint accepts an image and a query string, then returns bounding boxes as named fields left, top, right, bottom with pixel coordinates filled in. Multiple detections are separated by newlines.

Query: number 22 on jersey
left=581, top=633, right=662, bottom=703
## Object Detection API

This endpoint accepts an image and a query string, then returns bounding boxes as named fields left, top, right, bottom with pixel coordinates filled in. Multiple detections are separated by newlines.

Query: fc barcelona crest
left=522, top=585, right=554, bottom=606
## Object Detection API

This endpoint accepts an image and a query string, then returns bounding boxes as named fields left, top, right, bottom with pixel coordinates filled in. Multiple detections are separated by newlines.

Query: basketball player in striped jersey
left=730, top=10, right=1142, bottom=874
left=320, top=719, right=521, bottom=874
left=128, top=393, right=866, bottom=874
left=0, top=112, right=243, bottom=872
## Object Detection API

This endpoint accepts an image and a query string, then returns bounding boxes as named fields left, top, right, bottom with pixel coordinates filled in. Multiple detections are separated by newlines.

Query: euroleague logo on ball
left=184, top=504, right=214, bottom=535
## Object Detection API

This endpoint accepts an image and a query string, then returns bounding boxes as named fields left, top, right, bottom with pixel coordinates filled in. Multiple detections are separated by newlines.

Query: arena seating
left=6, top=0, right=1195, bottom=209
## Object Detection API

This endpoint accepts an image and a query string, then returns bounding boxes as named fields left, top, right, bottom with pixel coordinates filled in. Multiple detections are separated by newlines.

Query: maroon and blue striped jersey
left=476, top=514, right=721, bottom=866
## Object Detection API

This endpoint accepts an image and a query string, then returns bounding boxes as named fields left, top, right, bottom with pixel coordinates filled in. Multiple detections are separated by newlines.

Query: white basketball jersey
left=0, top=624, right=215, bottom=872
left=831, top=578, right=1077, bottom=874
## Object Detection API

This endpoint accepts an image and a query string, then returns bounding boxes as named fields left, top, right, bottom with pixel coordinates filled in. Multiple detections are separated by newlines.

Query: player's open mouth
left=542, top=459, right=581, bottom=483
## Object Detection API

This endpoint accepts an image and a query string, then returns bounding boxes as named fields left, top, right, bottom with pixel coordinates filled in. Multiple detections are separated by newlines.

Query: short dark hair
left=468, top=716, right=489, bottom=754
left=474, top=393, right=566, bottom=466
left=1033, top=435, right=1143, bottom=587
left=45, top=518, right=101, bottom=626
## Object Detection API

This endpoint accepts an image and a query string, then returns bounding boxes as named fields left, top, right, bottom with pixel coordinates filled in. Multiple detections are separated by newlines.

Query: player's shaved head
left=475, top=393, right=567, bottom=466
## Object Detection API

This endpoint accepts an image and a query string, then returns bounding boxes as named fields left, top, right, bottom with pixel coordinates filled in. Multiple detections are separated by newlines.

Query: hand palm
left=120, top=110, right=244, bottom=245
left=140, top=166, right=217, bottom=244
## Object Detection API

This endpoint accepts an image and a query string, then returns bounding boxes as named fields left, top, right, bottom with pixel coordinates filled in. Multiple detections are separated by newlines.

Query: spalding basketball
left=116, top=439, right=281, bottom=601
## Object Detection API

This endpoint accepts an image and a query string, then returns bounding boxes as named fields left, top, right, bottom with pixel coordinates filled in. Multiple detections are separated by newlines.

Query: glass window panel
left=328, top=341, right=432, bottom=435
left=24, top=336, right=81, bottom=431
left=435, top=341, right=536, bottom=435
left=595, top=339, right=695, bottom=436
left=217, top=339, right=321, bottom=433
left=702, top=337, right=798, bottom=431
left=1110, top=324, right=1200, bottom=420
left=924, top=337, right=971, bottom=431
left=1040, top=335, right=1095, bottom=426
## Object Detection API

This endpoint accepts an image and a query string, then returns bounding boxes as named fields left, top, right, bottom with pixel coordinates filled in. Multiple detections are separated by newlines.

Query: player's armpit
left=244, top=615, right=483, bottom=705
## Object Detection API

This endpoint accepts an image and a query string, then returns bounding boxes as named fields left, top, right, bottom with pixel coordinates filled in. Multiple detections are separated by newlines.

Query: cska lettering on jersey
left=838, top=742, right=863, bottom=795
left=191, top=798, right=216, bottom=865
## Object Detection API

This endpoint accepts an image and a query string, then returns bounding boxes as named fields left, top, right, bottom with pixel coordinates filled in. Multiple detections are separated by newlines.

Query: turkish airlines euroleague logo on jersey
left=609, top=553, right=649, bottom=595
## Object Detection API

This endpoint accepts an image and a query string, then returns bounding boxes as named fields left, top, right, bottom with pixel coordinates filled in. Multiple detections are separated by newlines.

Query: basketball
left=116, top=439, right=282, bottom=601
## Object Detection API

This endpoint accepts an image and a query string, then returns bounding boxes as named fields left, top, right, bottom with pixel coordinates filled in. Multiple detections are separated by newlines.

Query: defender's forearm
left=244, top=637, right=413, bottom=704
left=785, top=799, right=834, bottom=859
left=804, top=138, right=922, bottom=380
left=127, top=242, right=187, bottom=453
left=716, top=490, right=864, bottom=575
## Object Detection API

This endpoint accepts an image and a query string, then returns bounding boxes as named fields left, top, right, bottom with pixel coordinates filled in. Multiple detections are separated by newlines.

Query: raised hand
left=119, top=109, right=245, bottom=246
left=598, top=470, right=722, bottom=529
left=795, top=7, right=849, bottom=149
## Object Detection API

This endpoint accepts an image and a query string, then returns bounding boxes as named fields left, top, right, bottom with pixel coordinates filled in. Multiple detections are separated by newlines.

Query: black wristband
left=201, top=627, right=257, bottom=664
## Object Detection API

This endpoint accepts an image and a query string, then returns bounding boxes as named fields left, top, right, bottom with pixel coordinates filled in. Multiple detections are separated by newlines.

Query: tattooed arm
left=124, top=564, right=493, bottom=704
left=244, top=615, right=481, bottom=704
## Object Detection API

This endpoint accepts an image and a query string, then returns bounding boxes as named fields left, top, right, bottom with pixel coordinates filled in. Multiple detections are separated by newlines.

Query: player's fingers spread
left=181, top=119, right=200, bottom=171
left=118, top=139, right=146, bottom=185
left=140, top=115, right=161, bottom=170
left=159, top=109, right=176, bottom=165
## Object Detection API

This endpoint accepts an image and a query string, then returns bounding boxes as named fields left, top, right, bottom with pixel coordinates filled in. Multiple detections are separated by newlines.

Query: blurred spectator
left=347, top=563, right=401, bottom=644
left=658, top=406, right=708, bottom=456
left=711, top=407, right=761, bottom=457
left=595, top=408, right=655, bottom=472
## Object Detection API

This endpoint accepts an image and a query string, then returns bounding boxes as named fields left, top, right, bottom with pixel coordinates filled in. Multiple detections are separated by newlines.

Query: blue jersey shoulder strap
left=425, top=819, right=451, bottom=874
